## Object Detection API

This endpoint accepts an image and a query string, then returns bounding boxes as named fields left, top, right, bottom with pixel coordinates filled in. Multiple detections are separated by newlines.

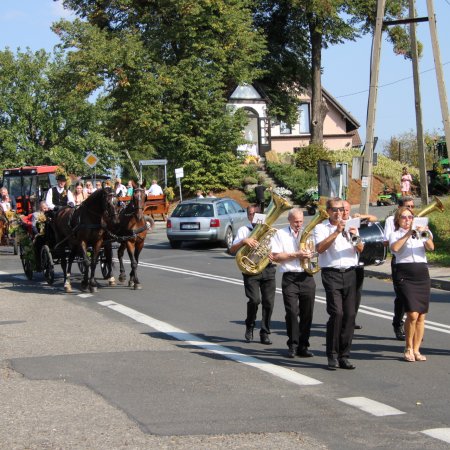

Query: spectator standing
left=400, top=167, right=413, bottom=196
left=230, top=205, right=276, bottom=345
left=389, top=207, right=434, bottom=362
left=146, top=179, right=163, bottom=196
left=196, top=190, right=204, bottom=198
left=0, top=187, right=15, bottom=210
left=271, top=208, right=316, bottom=358
left=127, top=180, right=134, bottom=196
left=84, top=181, right=95, bottom=197
left=95, top=180, right=103, bottom=190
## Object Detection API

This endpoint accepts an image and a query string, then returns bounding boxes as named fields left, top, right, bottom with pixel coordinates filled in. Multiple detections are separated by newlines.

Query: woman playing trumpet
left=389, top=207, right=434, bottom=362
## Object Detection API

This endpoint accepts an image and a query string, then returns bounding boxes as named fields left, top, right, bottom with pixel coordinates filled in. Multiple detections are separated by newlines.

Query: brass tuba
left=299, top=207, right=329, bottom=275
left=236, top=191, right=292, bottom=275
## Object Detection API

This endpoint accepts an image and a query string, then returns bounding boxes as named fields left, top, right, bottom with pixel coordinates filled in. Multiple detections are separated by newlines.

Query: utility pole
left=360, top=0, right=386, bottom=214
left=409, top=0, right=429, bottom=206
left=426, top=0, right=450, bottom=155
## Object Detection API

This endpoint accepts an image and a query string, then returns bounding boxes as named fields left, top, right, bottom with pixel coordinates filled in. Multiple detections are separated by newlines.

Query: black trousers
left=355, top=266, right=365, bottom=314
left=321, top=269, right=357, bottom=359
left=243, top=265, right=276, bottom=336
left=281, top=272, right=316, bottom=349
left=391, top=256, right=405, bottom=327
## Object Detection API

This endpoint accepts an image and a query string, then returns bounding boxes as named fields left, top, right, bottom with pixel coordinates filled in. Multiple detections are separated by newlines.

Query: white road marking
left=98, top=300, right=322, bottom=387
left=338, top=397, right=405, bottom=417
left=0, top=271, right=9, bottom=275
left=78, top=293, right=93, bottom=298
left=12, top=275, right=27, bottom=280
left=126, top=261, right=450, bottom=335
left=421, top=428, right=450, bottom=444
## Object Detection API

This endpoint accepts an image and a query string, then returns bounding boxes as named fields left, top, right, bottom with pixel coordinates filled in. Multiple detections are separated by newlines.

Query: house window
left=280, top=121, right=291, bottom=134
left=298, top=103, right=310, bottom=134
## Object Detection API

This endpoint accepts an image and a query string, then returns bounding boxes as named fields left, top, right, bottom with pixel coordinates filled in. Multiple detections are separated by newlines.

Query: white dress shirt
left=389, top=228, right=430, bottom=264
left=232, top=224, right=252, bottom=246
left=45, top=187, right=75, bottom=210
left=383, top=215, right=395, bottom=242
left=272, top=226, right=304, bottom=273
left=147, top=184, right=163, bottom=196
left=313, top=220, right=359, bottom=269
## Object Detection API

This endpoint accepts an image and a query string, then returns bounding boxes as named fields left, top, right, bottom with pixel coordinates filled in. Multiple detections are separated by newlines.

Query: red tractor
left=1, top=165, right=59, bottom=214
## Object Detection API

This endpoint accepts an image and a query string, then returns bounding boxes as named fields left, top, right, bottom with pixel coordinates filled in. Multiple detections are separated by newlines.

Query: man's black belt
left=322, top=266, right=356, bottom=273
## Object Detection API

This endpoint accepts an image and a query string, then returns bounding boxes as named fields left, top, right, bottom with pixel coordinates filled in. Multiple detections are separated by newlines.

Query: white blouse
left=389, top=227, right=429, bottom=264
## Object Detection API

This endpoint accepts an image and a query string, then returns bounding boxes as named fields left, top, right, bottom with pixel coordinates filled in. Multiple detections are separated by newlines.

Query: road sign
left=175, top=167, right=184, bottom=178
left=139, top=159, right=168, bottom=166
left=84, top=152, right=99, bottom=168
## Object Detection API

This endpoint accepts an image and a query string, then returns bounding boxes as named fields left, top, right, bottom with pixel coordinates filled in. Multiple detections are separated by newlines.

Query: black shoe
left=287, top=346, right=297, bottom=359
left=327, top=357, right=339, bottom=370
left=297, top=348, right=314, bottom=358
left=394, top=325, right=405, bottom=341
left=354, top=324, right=362, bottom=330
left=260, top=334, right=272, bottom=345
left=338, top=358, right=356, bottom=370
left=245, top=326, right=254, bottom=342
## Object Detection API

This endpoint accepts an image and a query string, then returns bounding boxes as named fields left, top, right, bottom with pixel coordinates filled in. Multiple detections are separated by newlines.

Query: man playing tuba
left=230, top=205, right=276, bottom=345
left=272, top=208, right=316, bottom=359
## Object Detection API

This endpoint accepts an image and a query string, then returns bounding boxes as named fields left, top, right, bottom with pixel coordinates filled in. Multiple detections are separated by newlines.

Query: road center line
left=124, top=261, right=450, bottom=334
left=98, top=300, right=322, bottom=387
left=338, top=397, right=405, bottom=417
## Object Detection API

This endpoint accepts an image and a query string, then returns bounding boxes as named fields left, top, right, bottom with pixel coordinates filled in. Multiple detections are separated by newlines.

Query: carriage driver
left=45, top=174, right=75, bottom=211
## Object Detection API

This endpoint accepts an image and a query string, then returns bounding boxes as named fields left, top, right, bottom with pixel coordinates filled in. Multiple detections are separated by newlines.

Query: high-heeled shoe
left=404, top=348, right=415, bottom=362
left=414, top=352, right=427, bottom=361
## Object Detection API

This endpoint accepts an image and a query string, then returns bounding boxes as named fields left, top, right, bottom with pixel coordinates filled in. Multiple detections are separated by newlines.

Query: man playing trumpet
left=314, top=198, right=364, bottom=370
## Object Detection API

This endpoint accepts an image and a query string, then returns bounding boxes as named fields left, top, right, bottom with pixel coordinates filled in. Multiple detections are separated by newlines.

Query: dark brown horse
left=53, top=187, right=119, bottom=293
left=111, top=182, right=151, bottom=290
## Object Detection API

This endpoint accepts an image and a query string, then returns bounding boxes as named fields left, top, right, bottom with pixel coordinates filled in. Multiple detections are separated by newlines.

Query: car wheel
left=221, top=227, right=233, bottom=251
left=169, top=240, right=182, bottom=249
left=377, top=200, right=381, bottom=206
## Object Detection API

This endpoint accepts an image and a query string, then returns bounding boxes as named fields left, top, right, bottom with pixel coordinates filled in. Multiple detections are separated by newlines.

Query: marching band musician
left=230, top=204, right=276, bottom=345
left=45, top=174, right=75, bottom=210
left=271, top=208, right=316, bottom=359
left=314, top=197, right=364, bottom=370
left=342, top=200, right=377, bottom=330
left=383, top=196, right=416, bottom=341
left=389, top=207, right=434, bottom=362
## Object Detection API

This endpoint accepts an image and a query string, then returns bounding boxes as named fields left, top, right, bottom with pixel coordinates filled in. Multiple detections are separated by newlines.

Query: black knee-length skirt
left=393, top=262, right=430, bottom=314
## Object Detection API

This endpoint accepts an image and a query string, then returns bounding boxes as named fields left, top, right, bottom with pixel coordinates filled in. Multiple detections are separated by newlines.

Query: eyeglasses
left=400, top=215, right=414, bottom=220
left=330, top=207, right=344, bottom=212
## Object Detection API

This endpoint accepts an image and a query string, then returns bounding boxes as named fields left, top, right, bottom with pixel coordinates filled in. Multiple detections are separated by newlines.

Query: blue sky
left=1, top=0, right=449, bottom=150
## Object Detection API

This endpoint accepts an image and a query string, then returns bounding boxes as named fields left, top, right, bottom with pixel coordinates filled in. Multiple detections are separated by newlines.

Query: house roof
left=322, top=87, right=360, bottom=132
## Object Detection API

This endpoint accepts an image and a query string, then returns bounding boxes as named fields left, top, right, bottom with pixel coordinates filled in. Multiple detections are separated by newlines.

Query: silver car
left=166, top=197, right=248, bottom=250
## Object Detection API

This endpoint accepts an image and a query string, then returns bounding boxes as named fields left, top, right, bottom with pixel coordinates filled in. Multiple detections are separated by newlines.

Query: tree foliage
left=54, top=0, right=267, bottom=192
left=0, top=48, right=118, bottom=174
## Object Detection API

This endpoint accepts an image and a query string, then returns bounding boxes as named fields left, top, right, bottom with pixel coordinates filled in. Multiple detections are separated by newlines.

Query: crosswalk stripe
left=338, top=397, right=405, bottom=416
left=421, top=428, right=450, bottom=444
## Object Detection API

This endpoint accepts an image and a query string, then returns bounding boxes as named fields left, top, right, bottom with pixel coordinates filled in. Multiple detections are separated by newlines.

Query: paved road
left=1, top=208, right=449, bottom=449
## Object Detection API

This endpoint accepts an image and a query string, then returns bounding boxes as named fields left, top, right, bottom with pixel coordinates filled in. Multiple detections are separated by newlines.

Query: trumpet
left=411, top=229, right=432, bottom=242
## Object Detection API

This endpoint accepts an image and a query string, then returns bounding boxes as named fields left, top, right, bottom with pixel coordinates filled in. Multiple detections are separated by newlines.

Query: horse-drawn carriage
left=16, top=182, right=150, bottom=292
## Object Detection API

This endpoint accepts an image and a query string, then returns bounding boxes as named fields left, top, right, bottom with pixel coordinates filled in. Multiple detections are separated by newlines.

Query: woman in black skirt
left=389, top=206, right=434, bottom=362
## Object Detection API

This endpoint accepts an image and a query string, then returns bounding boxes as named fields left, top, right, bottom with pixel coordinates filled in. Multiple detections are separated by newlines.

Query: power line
left=335, top=61, right=449, bottom=99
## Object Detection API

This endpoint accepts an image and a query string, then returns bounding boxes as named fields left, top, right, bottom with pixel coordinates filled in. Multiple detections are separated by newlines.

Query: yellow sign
left=84, top=152, right=99, bottom=168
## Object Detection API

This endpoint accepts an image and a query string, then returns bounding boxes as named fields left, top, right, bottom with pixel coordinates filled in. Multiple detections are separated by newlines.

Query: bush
left=294, top=144, right=330, bottom=172
left=266, top=162, right=317, bottom=204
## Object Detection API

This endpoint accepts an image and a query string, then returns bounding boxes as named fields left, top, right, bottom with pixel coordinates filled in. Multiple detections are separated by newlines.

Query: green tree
left=55, top=0, right=267, bottom=192
left=254, top=0, right=412, bottom=145
left=0, top=48, right=117, bottom=174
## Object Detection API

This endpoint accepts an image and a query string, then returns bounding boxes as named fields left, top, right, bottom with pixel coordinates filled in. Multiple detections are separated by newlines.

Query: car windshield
left=172, top=203, right=214, bottom=218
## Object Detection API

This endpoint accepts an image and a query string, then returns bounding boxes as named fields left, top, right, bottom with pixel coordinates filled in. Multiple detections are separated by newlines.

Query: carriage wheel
left=41, top=245, right=55, bottom=285
left=19, top=243, right=33, bottom=280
